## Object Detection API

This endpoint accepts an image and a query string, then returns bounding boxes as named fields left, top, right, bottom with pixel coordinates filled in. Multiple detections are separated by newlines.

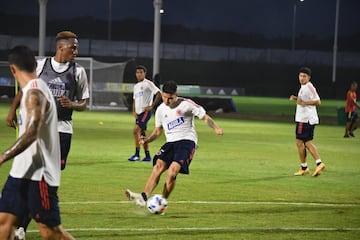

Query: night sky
left=1, top=0, right=360, bottom=38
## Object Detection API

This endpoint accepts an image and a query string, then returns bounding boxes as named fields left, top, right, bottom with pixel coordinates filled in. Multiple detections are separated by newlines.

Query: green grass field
left=0, top=99, right=359, bottom=240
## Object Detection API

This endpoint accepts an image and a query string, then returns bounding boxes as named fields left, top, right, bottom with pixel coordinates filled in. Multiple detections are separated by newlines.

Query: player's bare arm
left=144, top=91, right=162, bottom=112
left=141, top=127, right=163, bottom=144
left=203, top=114, right=224, bottom=135
left=6, top=89, right=23, bottom=129
left=297, top=98, right=321, bottom=106
left=0, top=89, right=48, bottom=165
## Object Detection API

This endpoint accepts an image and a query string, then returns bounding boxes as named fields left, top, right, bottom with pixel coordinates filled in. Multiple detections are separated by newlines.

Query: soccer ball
left=146, top=194, right=168, bottom=214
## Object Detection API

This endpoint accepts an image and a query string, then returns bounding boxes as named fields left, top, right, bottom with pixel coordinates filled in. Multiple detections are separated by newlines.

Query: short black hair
left=299, top=67, right=312, bottom=76
left=162, top=80, right=177, bottom=94
left=136, top=65, right=147, bottom=72
left=8, top=45, right=36, bottom=73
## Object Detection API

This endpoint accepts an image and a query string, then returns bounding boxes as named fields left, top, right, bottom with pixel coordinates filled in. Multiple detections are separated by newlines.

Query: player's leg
left=37, top=223, right=75, bottom=240
left=162, top=140, right=196, bottom=198
left=59, top=132, right=72, bottom=170
left=28, top=178, right=75, bottom=239
left=138, top=111, right=152, bottom=161
left=0, top=213, right=17, bottom=239
left=0, top=176, right=28, bottom=239
left=294, top=122, right=309, bottom=175
left=129, top=115, right=142, bottom=161
left=349, top=112, right=358, bottom=137
left=143, top=159, right=168, bottom=197
left=162, top=162, right=181, bottom=199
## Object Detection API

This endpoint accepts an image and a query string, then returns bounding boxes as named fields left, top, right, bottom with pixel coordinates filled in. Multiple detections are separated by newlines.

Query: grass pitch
left=0, top=100, right=359, bottom=240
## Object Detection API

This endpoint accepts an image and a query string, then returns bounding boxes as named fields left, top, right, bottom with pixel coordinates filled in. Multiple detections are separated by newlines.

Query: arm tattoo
left=1, top=89, right=46, bottom=163
left=146, top=134, right=157, bottom=144
left=206, top=117, right=216, bottom=129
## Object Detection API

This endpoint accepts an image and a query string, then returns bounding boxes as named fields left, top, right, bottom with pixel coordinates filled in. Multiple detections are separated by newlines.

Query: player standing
left=128, top=65, right=162, bottom=162
left=344, top=81, right=360, bottom=138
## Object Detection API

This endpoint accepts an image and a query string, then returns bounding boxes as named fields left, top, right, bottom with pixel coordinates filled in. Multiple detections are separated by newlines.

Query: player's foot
left=125, top=189, right=146, bottom=207
left=294, top=168, right=310, bottom=176
left=349, top=132, right=355, bottom=137
left=312, top=163, right=325, bottom=177
left=14, top=227, right=26, bottom=240
left=142, top=157, right=151, bottom=162
left=344, top=134, right=352, bottom=138
left=128, top=155, right=140, bottom=161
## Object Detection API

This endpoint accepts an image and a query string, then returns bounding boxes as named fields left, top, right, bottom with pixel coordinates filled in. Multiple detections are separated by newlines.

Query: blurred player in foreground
left=125, top=80, right=224, bottom=207
left=344, top=81, right=360, bottom=138
left=0, top=45, right=75, bottom=240
left=289, top=67, right=325, bottom=177
left=6, top=30, right=88, bottom=239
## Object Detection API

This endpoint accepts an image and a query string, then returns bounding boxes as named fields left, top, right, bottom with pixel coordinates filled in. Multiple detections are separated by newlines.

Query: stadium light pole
left=332, top=0, right=340, bottom=83
left=108, top=0, right=112, bottom=41
left=38, top=0, right=47, bottom=56
left=153, top=0, right=163, bottom=79
left=291, top=0, right=304, bottom=51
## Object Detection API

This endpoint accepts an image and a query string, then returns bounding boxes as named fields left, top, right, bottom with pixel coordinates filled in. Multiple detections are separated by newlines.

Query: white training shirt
left=155, top=97, right=206, bottom=144
left=133, top=79, right=160, bottom=114
left=10, top=78, right=61, bottom=186
left=36, top=57, right=90, bottom=134
left=295, top=81, right=320, bottom=125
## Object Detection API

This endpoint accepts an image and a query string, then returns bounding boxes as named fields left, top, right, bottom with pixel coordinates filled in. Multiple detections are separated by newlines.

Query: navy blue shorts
left=136, top=111, right=152, bottom=131
left=153, top=140, right=196, bottom=174
left=59, top=132, right=72, bottom=170
left=346, top=111, right=358, bottom=122
left=0, top=176, right=61, bottom=227
left=296, top=122, right=315, bottom=142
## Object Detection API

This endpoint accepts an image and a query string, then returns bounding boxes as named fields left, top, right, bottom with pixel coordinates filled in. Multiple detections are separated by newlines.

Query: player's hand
left=289, top=95, right=297, bottom=101
left=59, top=96, right=73, bottom=109
left=139, top=136, right=146, bottom=145
left=215, top=128, right=224, bottom=136
left=6, top=113, right=17, bottom=129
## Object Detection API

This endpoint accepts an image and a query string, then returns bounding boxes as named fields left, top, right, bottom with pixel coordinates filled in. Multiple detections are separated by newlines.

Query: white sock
left=301, top=163, right=307, bottom=168
left=315, top=159, right=322, bottom=165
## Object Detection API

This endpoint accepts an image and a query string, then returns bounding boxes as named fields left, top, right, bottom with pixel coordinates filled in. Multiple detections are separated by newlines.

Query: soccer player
left=125, top=80, right=224, bottom=207
left=0, top=45, right=75, bottom=240
left=289, top=67, right=325, bottom=177
left=6, top=30, right=89, bottom=239
left=128, top=65, right=162, bottom=162
left=344, top=81, right=360, bottom=138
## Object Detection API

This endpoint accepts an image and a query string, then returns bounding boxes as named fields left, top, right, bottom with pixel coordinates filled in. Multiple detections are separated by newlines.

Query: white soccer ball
left=146, top=194, right=168, bottom=214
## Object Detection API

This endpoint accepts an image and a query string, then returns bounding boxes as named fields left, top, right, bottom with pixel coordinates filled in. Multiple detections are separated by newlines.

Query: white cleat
left=125, top=189, right=146, bottom=207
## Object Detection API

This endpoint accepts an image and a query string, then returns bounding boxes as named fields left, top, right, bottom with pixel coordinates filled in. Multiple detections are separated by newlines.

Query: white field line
left=24, top=201, right=359, bottom=234
left=26, top=227, right=360, bottom=233
left=60, top=200, right=360, bottom=207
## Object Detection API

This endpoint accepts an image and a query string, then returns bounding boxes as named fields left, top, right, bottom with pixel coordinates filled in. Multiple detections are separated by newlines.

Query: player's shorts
left=295, top=122, right=315, bottom=142
left=136, top=111, right=152, bottom=131
left=0, top=176, right=61, bottom=227
left=346, top=111, right=358, bottom=122
left=153, top=140, right=196, bottom=174
left=59, top=132, right=72, bottom=170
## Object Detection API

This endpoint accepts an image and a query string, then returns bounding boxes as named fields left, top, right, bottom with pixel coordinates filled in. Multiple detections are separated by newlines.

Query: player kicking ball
left=125, top=80, right=224, bottom=208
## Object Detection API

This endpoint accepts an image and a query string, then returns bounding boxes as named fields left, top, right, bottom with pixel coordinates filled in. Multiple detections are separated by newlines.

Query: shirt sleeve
left=75, top=65, right=90, bottom=100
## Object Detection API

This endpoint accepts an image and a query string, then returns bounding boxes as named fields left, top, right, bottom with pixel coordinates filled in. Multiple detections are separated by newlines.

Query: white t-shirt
left=133, top=79, right=160, bottom=114
left=36, top=57, right=90, bottom=134
left=10, top=78, right=61, bottom=186
left=295, top=81, right=320, bottom=125
left=155, top=97, right=206, bottom=144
